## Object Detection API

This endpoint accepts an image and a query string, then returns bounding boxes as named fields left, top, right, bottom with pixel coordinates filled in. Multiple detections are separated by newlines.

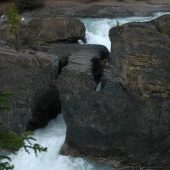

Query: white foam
left=81, top=12, right=170, bottom=51
left=10, top=115, right=110, bottom=170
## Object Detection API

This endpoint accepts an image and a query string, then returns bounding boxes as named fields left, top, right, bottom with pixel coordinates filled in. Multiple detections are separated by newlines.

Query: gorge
left=0, top=1, right=170, bottom=169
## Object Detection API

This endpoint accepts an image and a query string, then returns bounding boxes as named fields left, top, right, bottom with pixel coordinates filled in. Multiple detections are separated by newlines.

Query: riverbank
left=27, top=0, right=170, bottom=18
left=1, top=0, right=170, bottom=18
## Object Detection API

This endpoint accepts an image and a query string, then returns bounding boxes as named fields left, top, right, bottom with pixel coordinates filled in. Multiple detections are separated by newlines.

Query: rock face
left=23, top=17, right=85, bottom=43
left=109, top=14, right=170, bottom=151
left=23, top=0, right=170, bottom=18
left=0, top=17, right=86, bottom=134
left=0, top=43, right=108, bottom=135
left=0, top=17, right=85, bottom=46
left=108, top=15, right=170, bottom=167
left=60, top=15, right=170, bottom=168
left=0, top=47, right=60, bottom=134
left=110, top=14, right=170, bottom=99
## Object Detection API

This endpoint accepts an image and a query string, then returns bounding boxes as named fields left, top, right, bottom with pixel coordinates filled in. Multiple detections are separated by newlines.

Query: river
left=10, top=12, right=170, bottom=170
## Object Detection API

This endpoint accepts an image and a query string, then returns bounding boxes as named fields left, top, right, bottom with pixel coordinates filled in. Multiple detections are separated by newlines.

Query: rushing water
left=10, top=12, right=170, bottom=170
left=10, top=115, right=111, bottom=170
left=81, top=12, right=170, bottom=51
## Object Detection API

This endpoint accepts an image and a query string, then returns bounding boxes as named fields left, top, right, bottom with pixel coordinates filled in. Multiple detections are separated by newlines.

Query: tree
left=6, top=5, right=21, bottom=51
left=0, top=92, right=47, bottom=170
left=0, top=156, right=14, bottom=170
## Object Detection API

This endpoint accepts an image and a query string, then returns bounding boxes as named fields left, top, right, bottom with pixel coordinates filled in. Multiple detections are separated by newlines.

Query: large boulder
left=59, top=15, right=170, bottom=169
left=109, top=14, right=170, bottom=98
left=0, top=43, right=108, bottom=135
left=0, top=47, right=61, bottom=134
left=0, top=17, right=85, bottom=46
left=23, top=17, right=85, bottom=43
left=108, top=14, right=170, bottom=167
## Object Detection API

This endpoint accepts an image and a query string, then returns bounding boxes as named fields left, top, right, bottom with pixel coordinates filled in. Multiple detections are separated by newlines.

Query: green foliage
left=0, top=131, right=47, bottom=170
left=15, top=0, right=42, bottom=12
left=6, top=5, right=21, bottom=51
left=0, top=156, right=14, bottom=170
left=0, top=133, right=17, bottom=170
left=0, top=92, right=47, bottom=170
left=0, top=131, right=24, bottom=152
left=21, top=131, right=47, bottom=156
left=0, top=92, right=12, bottom=111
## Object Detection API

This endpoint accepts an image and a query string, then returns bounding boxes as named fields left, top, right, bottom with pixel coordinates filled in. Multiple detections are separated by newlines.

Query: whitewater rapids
left=10, top=115, right=110, bottom=170
left=81, top=12, right=170, bottom=51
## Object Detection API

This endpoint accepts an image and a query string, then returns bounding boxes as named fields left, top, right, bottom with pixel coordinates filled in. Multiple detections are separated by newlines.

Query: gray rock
left=109, top=14, right=170, bottom=98
left=0, top=47, right=61, bottom=134
left=60, top=15, right=170, bottom=168
left=22, top=1, right=170, bottom=18
left=0, top=17, right=85, bottom=46
left=23, top=17, right=85, bottom=43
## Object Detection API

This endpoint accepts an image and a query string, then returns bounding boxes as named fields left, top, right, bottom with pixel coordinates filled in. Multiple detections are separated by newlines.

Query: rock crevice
left=60, top=15, right=170, bottom=169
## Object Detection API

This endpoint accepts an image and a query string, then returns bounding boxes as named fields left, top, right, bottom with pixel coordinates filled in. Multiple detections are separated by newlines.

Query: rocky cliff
left=110, top=15, right=170, bottom=99
left=0, top=17, right=85, bottom=47
left=0, top=16, right=86, bottom=135
left=60, top=15, right=170, bottom=169
left=0, top=12, right=170, bottom=169
left=0, top=47, right=61, bottom=133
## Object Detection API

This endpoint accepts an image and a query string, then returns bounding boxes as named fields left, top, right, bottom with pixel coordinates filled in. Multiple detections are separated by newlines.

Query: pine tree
left=0, top=92, right=47, bottom=170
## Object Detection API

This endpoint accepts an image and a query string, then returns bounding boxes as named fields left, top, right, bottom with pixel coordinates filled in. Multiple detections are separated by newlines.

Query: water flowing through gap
left=80, top=12, right=170, bottom=51
left=10, top=115, right=110, bottom=170
left=10, top=12, right=170, bottom=170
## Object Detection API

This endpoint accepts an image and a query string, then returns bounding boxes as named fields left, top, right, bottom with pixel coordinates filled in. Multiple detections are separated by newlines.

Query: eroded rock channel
left=0, top=12, right=170, bottom=170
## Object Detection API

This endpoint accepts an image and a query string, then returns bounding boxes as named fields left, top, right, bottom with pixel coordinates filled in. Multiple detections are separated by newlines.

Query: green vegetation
left=0, top=156, right=14, bottom=170
left=0, top=130, right=47, bottom=154
left=0, top=131, right=23, bottom=152
left=6, top=5, right=21, bottom=51
left=0, top=131, right=47, bottom=170
left=0, top=92, right=12, bottom=111
left=15, top=0, right=43, bottom=12
left=0, top=92, right=47, bottom=170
